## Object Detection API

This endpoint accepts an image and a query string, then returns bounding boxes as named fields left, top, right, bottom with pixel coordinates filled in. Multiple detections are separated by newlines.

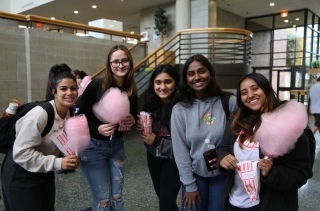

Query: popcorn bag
left=118, top=120, right=131, bottom=131
left=236, top=160, right=260, bottom=203
left=51, top=131, right=75, bottom=156
left=140, top=111, right=152, bottom=134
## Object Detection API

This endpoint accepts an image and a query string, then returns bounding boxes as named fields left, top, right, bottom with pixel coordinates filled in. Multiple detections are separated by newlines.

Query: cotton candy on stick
left=254, top=100, right=308, bottom=158
left=92, top=87, right=130, bottom=124
left=64, top=114, right=90, bottom=156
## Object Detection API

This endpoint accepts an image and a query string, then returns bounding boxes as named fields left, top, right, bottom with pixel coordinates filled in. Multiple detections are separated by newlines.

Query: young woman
left=217, top=73, right=310, bottom=211
left=136, top=64, right=181, bottom=211
left=78, top=45, right=137, bottom=211
left=72, top=70, right=88, bottom=87
left=45, top=64, right=72, bottom=100
left=1, top=70, right=79, bottom=211
left=170, top=54, right=237, bottom=211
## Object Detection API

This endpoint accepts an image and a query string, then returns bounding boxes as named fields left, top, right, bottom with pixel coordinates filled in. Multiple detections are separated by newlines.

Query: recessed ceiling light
left=130, top=31, right=134, bottom=34
left=293, top=25, right=296, bottom=28
left=270, top=3, right=274, bottom=6
left=92, top=5, right=97, bottom=8
left=74, top=11, right=78, bottom=14
left=296, top=18, right=299, bottom=21
left=284, top=20, right=289, bottom=23
left=109, top=25, right=114, bottom=27
left=114, top=20, right=117, bottom=22
left=51, top=17, right=55, bottom=20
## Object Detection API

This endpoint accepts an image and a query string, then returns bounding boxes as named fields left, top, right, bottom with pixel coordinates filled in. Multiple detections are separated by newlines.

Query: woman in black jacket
left=217, top=73, right=310, bottom=211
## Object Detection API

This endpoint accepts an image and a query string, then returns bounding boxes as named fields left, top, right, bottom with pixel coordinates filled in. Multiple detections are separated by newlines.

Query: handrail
left=128, top=41, right=147, bottom=51
left=133, top=33, right=180, bottom=71
left=0, top=11, right=26, bottom=21
left=0, top=10, right=143, bottom=39
left=178, top=27, right=253, bottom=39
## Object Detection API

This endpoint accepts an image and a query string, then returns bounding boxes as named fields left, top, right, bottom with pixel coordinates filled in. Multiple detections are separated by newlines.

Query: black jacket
left=217, top=117, right=310, bottom=211
left=78, top=79, right=138, bottom=141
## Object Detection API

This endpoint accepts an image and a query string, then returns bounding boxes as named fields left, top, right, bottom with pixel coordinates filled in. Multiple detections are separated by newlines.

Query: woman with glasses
left=79, top=45, right=137, bottom=211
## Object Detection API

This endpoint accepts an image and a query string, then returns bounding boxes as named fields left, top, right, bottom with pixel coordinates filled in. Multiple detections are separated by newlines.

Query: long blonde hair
left=102, top=45, right=137, bottom=97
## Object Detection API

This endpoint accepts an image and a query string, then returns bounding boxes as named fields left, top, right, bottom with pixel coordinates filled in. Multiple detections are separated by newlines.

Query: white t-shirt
left=229, top=136, right=260, bottom=208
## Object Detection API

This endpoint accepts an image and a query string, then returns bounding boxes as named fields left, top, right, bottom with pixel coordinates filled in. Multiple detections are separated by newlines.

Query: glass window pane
left=279, top=91, right=290, bottom=101
left=272, top=71, right=278, bottom=93
left=314, top=16, right=319, bottom=30
left=308, top=11, right=313, bottom=27
left=306, top=28, right=312, bottom=53
left=247, top=16, right=273, bottom=31
left=279, top=71, right=291, bottom=88
left=313, top=31, right=318, bottom=54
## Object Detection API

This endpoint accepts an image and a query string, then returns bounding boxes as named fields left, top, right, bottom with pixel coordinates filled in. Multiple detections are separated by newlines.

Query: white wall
left=10, top=0, right=53, bottom=13
left=0, top=0, right=11, bottom=12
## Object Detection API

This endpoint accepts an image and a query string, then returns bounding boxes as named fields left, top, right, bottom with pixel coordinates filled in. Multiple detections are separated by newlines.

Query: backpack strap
left=38, top=102, right=55, bottom=137
left=221, top=92, right=232, bottom=120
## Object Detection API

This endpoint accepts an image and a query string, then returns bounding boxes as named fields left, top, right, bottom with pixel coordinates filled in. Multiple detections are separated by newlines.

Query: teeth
left=250, top=99, right=257, bottom=104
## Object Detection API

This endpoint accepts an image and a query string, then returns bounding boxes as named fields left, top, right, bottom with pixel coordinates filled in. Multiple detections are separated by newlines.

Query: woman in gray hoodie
left=171, top=54, right=237, bottom=211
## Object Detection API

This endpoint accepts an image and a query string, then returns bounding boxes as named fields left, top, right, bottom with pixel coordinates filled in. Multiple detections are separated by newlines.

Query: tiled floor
left=0, top=116, right=319, bottom=211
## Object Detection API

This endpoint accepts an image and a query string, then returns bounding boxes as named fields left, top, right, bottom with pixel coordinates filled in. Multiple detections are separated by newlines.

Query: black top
left=217, top=117, right=310, bottom=211
left=79, top=78, right=138, bottom=141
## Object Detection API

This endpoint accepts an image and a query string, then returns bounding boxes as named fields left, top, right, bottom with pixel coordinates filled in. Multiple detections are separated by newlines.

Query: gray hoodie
left=171, top=95, right=237, bottom=192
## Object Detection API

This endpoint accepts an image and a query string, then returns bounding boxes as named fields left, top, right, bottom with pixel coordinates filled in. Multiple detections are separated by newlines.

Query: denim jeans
left=181, top=174, right=226, bottom=211
left=80, top=137, right=126, bottom=211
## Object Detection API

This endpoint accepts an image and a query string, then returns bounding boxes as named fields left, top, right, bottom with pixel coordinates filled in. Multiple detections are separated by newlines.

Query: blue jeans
left=80, top=137, right=126, bottom=211
left=181, top=174, right=226, bottom=211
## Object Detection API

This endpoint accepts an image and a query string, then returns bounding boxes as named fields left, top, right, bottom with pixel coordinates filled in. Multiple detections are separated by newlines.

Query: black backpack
left=304, top=126, right=316, bottom=179
left=0, top=101, right=54, bottom=154
left=221, top=91, right=234, bottom=120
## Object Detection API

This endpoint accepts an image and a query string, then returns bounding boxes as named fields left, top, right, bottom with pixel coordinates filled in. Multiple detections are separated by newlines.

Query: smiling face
left=186, top=60, right=211, bottom=100
left=54, top=78, right=77, bottom=110
left=240, top=77, right=267, bottom=112
left=154, top=72, right=176, bottom=104
left=110, top=50, right=131, bottom=83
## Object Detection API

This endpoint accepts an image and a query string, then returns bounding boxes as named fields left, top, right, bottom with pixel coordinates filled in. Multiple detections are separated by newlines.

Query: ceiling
left=20, top=0, right=320, bottom=34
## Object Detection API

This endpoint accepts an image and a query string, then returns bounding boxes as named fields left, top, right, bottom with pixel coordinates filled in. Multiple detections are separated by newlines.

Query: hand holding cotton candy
left=92, top=87, right=130, bottom=124
left=78, top=76, right=92, bottom=97
left=64, top=114, right=90, bottom=155
left=254, top=100, right=308, bottom=157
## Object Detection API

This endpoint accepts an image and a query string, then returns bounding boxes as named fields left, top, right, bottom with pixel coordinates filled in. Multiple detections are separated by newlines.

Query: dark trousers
left=226, top=201, right=260, bottom=211
left=147, top=151, right=181, bottom=211
left=1, top=150, right=56, bottom=211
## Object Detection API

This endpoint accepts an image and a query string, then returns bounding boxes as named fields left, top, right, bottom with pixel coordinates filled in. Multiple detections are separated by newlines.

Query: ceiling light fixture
left=293, top=25, right=296, bottom=28
left=51, top=17, right=55, bottom=20
left=284, top=20, right=289, bottom=23
left=281, top=12, right=288, bottom=17
left=92, top=5, right=97, bottom=8
left=296, top=18, right=299, bottom=21
left=109, top=25, right=114, bottom=27
left=74, top=11, right=78, bottom=14
left=270, top=3, right=274, bottom=6
left=130, top=32, right=134, bottom=34
left=114, top=20, right=117, bottom=22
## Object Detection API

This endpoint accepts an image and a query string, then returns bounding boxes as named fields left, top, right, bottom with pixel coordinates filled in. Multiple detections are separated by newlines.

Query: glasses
left=110, top=59, right=130, bottom=68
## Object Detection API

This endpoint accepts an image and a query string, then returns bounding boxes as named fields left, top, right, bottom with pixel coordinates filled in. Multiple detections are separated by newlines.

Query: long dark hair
left=46, top=64, right=72, bottom=100
left=51, top=71, right=77, bottom=94
left=177, top=54, right=223, bottom=105
left=102, top=45, right=137, bottom=97
left=144, top=64, right=180, bottom=131
left=231, top=73, right=281, bottom=145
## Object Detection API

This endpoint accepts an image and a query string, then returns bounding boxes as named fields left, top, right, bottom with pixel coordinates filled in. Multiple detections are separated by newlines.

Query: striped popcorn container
left=118, top=120, right=131, bottom=131
left=140, top=111, right=152, bottom=134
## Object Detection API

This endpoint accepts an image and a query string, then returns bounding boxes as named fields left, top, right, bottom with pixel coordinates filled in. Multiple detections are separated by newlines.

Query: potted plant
left=308, top=60, right=320, bottom=74
left=154, top=8, right=171, bottom=45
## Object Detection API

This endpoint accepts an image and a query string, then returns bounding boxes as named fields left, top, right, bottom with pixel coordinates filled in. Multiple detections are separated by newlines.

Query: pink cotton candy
left=254, top=100, right=308, bottom=157
left=64, top=114, right=90, bottom=155
left=78, top=76, right=92, bottom=97
left=92, top=87, right=130, bottom=124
